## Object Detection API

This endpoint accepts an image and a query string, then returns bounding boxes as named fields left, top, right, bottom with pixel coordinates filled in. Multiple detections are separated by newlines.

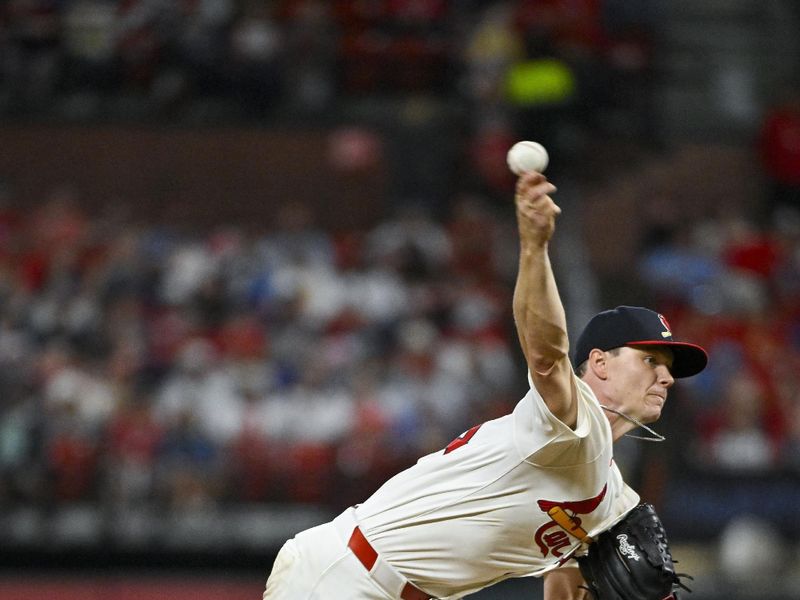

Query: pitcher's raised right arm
left=512, top=172, right=577, bottom=428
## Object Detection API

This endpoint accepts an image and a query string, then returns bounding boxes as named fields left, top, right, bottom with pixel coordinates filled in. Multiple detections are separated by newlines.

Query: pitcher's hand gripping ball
left=577, top=503, right=693, bottom=600
left=507, top=141, right=549, bottom=175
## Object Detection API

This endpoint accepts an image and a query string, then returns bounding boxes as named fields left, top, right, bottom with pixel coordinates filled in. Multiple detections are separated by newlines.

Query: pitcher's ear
left=588, top=348, right=609, bottom=380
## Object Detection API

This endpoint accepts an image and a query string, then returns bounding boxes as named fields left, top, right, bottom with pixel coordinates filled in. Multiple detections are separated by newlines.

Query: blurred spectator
left=637, top=222, right=723, bottom=310
left=156, top=408, right=220, bottom=510
left=115, top=0, right=170, bottom=92
left=365, top=204, right=452, bottom=281
left=464, top=118, right=519, bottom=200
left=228, top=2, right=284, bottom=114
left=597, top=0, right=657, bottom=141
left=461, top=2, right=524, bottom=113
left=0, top=393, right=41, bottom=505
left=503, top=31, right=578, bottom=171
left=61, top=1, right=119, bottom=101
left=155, top=337, right=245, bottom=446
left=104, top=393, right=164, bottom=509
left=718, top=515, right=788, bottom=586
left=697, top=371, right=779, bottom=472
left=45, top=398, right=101, bottom=502
left=4, top=0, right=63, bottom=111
left=758, top=85, right=800, bottom=218
left=171, top=0, right=234, bottom=80
left=782, top=390, right=800, bottom=473
left=225, top=387, right=277, bottom=503
left=281, top=0, right=338, bottom=113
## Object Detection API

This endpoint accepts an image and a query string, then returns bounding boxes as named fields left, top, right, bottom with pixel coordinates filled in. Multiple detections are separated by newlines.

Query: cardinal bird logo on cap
left=657, top=314, right=672, bottom=339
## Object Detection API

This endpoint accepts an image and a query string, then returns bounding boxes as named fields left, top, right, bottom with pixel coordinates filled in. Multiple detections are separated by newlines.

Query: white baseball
left=506, top=141, right=549, bottom=175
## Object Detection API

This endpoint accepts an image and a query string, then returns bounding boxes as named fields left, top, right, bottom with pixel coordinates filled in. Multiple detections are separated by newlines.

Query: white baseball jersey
left=353, top=374, right=640, bottom=599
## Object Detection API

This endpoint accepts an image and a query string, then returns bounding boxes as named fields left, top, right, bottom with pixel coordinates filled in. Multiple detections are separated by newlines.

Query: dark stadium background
left=1, top=1, right=799, bottom=599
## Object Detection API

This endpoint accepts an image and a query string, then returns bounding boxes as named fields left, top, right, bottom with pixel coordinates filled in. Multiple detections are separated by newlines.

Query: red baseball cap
left=573, top=306, right=708, bottom=378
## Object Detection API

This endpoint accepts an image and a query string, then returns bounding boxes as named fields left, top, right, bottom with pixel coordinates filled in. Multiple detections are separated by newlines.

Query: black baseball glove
left=576, top=503, right=692, bottom=600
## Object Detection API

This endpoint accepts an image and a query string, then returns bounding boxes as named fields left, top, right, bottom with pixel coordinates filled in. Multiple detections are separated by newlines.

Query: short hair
left=575, top=347, right=621, bottom=378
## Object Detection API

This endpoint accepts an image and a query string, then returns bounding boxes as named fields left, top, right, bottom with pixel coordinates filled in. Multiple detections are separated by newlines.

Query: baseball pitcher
left=263, top=171, right=707, bottom=599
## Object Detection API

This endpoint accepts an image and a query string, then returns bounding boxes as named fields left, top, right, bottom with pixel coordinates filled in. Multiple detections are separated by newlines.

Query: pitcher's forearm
left=513, top=242, right=570, bottom=374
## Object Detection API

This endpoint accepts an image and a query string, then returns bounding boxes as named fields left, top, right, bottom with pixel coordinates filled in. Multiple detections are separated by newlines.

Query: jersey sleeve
left=512, top=371, right=607, bottom=461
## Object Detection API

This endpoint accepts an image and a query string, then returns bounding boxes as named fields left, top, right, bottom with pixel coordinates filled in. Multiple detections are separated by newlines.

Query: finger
left=515, top=172, right=548, bottom=196
left=529, top=182, right=557, bottom=198
left=519, top=171, right=548, bottom=185
left=516, top=182, right=558, bottom=207
left=519, top=195, right=561, bottom=218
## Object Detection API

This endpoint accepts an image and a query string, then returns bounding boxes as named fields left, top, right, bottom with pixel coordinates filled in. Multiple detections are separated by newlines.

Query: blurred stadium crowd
left=0, top=190, right=526, bottom=512
left=640, top=203, right=800, bottom=473
left=0, top=175, right=797, bottom=520
left=0, top=0, right=660, bottom=511
left=1, top=2, right=800, bottom=591
left=0, top=0, right=656, bottom=151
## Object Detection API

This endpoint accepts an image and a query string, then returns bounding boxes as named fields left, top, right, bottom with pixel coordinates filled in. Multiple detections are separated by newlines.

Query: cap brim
left=627, top=341, right=708, bottom=378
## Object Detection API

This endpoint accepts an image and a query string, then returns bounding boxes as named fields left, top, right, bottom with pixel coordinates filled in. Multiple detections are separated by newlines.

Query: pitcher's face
left=604, top=345, right=675, bottom=424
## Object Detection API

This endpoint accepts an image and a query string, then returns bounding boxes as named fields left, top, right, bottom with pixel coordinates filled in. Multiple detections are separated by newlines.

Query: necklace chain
left=600, top=405, right=666, bottom=442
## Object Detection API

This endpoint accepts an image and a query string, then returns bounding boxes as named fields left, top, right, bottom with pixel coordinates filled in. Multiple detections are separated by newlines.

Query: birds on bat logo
left=657, top=313, right=672, bottom=339
left=534, top=485, right=607, bottom=557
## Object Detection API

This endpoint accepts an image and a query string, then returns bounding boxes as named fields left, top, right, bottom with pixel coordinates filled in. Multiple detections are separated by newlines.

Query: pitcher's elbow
left=528, top=349, right=567, bottom=376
